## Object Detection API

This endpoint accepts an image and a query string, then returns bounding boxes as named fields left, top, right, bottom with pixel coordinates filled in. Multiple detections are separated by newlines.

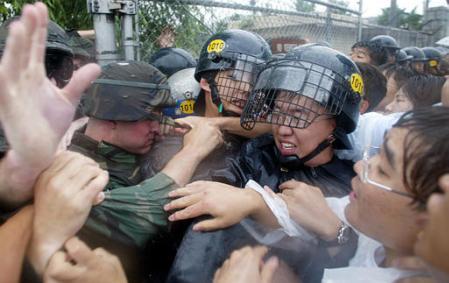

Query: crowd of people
left=0, top=2, right=448, bottom=283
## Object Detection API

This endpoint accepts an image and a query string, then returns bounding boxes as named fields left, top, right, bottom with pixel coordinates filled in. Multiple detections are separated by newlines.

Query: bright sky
left=330, top=0, right=447, bottom=17
left=256, top=0, right=448, bottom=17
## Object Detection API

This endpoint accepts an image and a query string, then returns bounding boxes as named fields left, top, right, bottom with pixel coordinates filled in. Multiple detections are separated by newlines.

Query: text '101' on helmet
left=149, top=47, right=197, bottom=77
left=241, top=44, right=363, bottom=149
left=163, top=67, right=201, bottom=118
left=194, top=29, right=272, bottom=111
left=0, top=17, right=74, bottom=87
left=82, top=61, right=176, bottom=121
left=402, top=47, right=427, bottom=62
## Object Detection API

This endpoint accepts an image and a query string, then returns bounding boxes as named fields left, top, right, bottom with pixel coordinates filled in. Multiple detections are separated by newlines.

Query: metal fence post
left=357, top=0, right=363, bottom=41
left=120, top=0, right=137, bottom=61
left=87, top=0, right=119, bottom=65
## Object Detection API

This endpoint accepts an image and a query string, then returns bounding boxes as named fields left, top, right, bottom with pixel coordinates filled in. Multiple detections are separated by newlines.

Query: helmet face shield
left=213, top=53, right=266, bottom=109
left=241, top=59, right=355, bottom=130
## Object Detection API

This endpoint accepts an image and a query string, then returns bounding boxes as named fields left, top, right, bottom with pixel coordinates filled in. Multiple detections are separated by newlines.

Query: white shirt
left=335, top=112, right=403, bottom=162
left=322, top=197, right=420, bottom=283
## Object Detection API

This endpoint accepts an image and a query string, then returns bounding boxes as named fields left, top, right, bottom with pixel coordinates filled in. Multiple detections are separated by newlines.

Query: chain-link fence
left=136, top=0, right=435, bottom=61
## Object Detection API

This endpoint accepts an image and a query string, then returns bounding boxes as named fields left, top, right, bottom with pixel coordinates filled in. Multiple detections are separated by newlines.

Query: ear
left=200, top=78, right=211, bottom=93
left=359, top=99, right=370, bottom=114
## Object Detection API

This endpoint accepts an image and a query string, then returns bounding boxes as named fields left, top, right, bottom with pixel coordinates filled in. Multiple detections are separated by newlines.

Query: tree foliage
left=138, top=1, right=210, bottom=60
left=377, top=7, right=422, bottom=30
left=0, top=0, right=210, bottom=60
left=327, top=0, right=350, bottom=15
left=0, top=0, right=92, bottom=29
left=295, top=0, right=315, bottom=13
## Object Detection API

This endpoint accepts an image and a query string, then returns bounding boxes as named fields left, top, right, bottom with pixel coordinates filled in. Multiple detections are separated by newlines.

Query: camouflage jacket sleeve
left=83, top=172, right=177, bottom=249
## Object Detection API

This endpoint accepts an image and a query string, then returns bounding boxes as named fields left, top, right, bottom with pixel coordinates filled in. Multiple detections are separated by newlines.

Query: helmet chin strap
left=279, top=135, right=336, bottom=169
left=207, top=77, right=241, bottom=118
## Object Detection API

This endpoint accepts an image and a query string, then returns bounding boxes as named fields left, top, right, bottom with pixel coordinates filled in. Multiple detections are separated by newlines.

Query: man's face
left=345, top=128, right=421, bottom=255
left=350, top=47, right=372, bottom=64
left=385, top=88, right=413, bottom=114
left=215, top=69, right=252, bottom=115
left=271, top=93, right=336, bottom=166
left=111, top=119, right=161, bottom=154
left=411, top=61, right=425, bottom=73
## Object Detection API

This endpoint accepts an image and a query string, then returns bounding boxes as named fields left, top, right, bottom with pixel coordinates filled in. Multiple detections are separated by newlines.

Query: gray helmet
left=66, top=29, right=94, bottom=60
left=396, top=49, right=413, bottom=63
left=82, top=61, right=176, bottom=121
left=369, top=35, right=400, bottom=50
left=149, top=47, right=197, bottom=77
left=163, top=68, right=201, bottom=118
left=0, top=16, right=73, bottom=56
left=402, top=46, right=427, bottom=62
left=0, top=17, right=73, bottom=87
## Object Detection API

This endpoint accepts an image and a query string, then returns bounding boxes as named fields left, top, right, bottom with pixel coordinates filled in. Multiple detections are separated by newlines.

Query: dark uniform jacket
left=168, top=134, right=357, bottom=283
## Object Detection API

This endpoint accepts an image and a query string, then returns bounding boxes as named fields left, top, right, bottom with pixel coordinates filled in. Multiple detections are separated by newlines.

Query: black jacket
left=168, top=134, right=357, bottom=283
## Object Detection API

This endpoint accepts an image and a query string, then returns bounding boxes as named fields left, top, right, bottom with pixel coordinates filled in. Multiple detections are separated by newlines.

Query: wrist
left=243, top=188, right=269, bottom=219
left=320, top=216, right=343, bottom=241
left=28, top=234, right=60, bottom=275
left=0, top=151, right=43, bottom=206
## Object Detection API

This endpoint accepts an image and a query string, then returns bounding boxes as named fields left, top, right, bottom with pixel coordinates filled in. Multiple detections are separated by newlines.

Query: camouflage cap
left=0, top=17, right=73, bottom=56
left=83, top=61, right=176, bottom=121
left=66, top=29, right=94, bottom=59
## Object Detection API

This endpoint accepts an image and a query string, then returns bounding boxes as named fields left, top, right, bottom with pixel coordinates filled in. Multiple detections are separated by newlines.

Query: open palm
left=0, top=3, right=100, bottom=168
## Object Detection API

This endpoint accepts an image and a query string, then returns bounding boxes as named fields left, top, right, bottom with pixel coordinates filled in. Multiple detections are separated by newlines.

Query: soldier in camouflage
left=67, top=60, right=223, bottom=281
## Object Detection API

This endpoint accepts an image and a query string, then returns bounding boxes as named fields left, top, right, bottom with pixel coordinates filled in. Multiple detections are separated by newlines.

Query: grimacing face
left=111, top=119, right=161, bottom=154
left=345, top=128, right=422, bottom=255
left=272, top=93, right=336, bottom=167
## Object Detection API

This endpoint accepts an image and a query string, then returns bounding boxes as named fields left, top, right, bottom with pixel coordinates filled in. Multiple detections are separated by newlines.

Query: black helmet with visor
left=195, top=29, right=271, bottom=114
left=241, top=44, right=363, bottom=156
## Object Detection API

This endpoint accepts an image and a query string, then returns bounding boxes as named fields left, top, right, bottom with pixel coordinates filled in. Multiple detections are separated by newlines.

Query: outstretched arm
left=0, top=205, right=34, bottom=283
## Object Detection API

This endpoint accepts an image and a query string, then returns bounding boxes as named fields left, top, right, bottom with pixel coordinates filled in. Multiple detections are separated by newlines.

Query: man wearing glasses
left=211, top=106, right=449, bottom=282
left=165, top=44, right=363, bottom=283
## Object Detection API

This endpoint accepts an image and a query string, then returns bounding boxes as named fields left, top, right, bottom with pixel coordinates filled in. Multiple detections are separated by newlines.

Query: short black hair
left=383, top=64, right=419, bottom=89
left=356, top=62, right=386, bottom=112
left=394, top=107, right=449, bottom=208
left=352, top=41, right=388, bottom=66
left=401, top=75, right=445, bottom=108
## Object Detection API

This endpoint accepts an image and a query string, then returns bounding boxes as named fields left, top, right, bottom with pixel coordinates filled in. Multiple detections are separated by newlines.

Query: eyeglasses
left=361, top=146, right=415, bottom=199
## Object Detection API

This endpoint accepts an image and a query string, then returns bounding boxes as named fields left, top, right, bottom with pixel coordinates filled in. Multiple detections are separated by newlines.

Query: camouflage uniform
left=72, top=61, right=177, bottom=281
left=69, top=130, right=177, bottom=248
